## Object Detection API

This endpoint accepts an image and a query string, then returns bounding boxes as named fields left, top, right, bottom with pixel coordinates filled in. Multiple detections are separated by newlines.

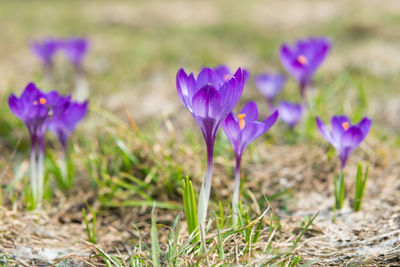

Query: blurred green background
left=1, top=0, right=399, bottom=137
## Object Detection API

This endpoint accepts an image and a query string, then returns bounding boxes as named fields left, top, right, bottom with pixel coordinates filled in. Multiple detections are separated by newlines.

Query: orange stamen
left=297, top=55, right=308, bottom=65
left=39, top=97, right=47, bottom=105
left=238, top=113, right=246, bottom=130
left=342, top=122, right=350, bottom=131
left=33, top=101, right=38, bottom=105
left=224, top=74, right=231, bottom=81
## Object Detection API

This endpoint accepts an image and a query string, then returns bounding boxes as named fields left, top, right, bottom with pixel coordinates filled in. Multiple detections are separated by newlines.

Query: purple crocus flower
left=9, top=83, right=70, bottom=208
left=176, top=67, right=245, bottom=224
left=62, top=37, right=89, bottom=67
left=30, top=38, right=59, bottom=81
left=255, top=73, right=286, bottom=110
left=278, top=101, right=304, bottom=128
left=316, top=115, right=371, bottom=169
left=280, top=37, right=331, bottom=98
left=30, top=38, right=59, bottom=66
left=214, top=65, right=250, bottom=84
left=222, top=101, right=278, bottom=225
left=49, top=100, right=88, bottom=148
left=9, top=83, right=52, bottom=140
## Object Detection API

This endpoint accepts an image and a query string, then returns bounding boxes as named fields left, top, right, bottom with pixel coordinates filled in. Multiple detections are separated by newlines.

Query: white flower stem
left=37, top=137, right=45, bottom=209
left=30, top=137, right=37, bottom=206
left=232, top=156, right=242, bottom=227
left=197, top=144, right=214, bottom=225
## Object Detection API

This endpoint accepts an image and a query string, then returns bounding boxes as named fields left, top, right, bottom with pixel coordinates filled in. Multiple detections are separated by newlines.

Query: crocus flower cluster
left=280, top=37, right=331, bottom=99
left=177, top=65, right=281, bottom=226
left=223, top=102, right=278, bottom=225
left=177, top=66, right=245, bottom=224
left=31, top=37, right=89, bottom=96
left=9, top=82, right=88, bottom=208
left=316, top=115, right=371, bottom=169
left=31, top=37, right=89, bottom=69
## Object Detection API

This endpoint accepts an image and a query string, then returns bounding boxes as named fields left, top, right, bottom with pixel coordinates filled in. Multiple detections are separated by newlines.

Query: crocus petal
left=191, top=84, right=222, bottom=119
left=214, top=65, right=231, bottom=81
left=262, top=110, right=279, bottom=132
left=255, top=73, right=286, bottom=100
left=316, top=116, right=334, bottom=145
left=341, top=126, right=363, bottom=149
left=278, top=101, right=303, bottom=128
left=176, top=68, right=197, bottom=112
left=339, top=126, right=363, bottom=168
left=239, top=121, right=268, bottom=155
left=243, top=69, right=250, bottom=84
left=20, top=82, right=40, bottom=103
left=218, top=68, right=244, bottom=114
left=222, top=112, right=241, bottom=149
left=308, top=37, right=332, bottom=73
left=65, top=101, right=89, bottom=131
left=8, top=94, right=21, bottom=118
left=30, top=39, right=58, bottom=65
left=196, top=67, right=220, bottom=89
left=357, top=117, right=372, bottom=138
left=49, top=100, right=88, bottom=147
left=63, top=37, right=89, bottom=65
left=331, top=115, right=350, bottom=143
left=239, top=101, right=258, bottom=122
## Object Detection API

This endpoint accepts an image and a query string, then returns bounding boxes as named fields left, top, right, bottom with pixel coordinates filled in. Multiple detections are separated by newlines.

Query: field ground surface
left=0, top=0, right=400, bottom=266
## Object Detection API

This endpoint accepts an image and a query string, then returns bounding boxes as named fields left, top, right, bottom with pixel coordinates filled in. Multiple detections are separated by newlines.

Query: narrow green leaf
left=151, top=204, right=160, bottom=267
left=252, top=215, right=264, bottom=243
left=292, top=212, right=319, bottom=249
left=82, top=208, right=92, bottom=243
left=213, top=212, right=224, bottom=260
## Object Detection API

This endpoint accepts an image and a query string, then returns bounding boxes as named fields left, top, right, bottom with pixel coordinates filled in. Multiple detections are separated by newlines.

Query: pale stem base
left=232, top=156, right=242, bottom=227
left=30, top=140, right=37, bottom=204
left=37, top=137, right=45, bottom=209
left=197, top=145, right=214, bottom=225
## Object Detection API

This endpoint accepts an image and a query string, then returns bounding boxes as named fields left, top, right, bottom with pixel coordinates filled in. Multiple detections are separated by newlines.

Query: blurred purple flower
left=8, top=82, right=70, bottom=207
left=62, top=37, right=89, bottom=66
left=214, top=65, right=250, bottom=84
left=176, top=66, right=245, bottom=224
left=278, top=101, right=304, bottom=128
left=280, top=37, right=331, bottom=97
left=49, top=100, right=88, bottom=148
left=8, top=83, right=66, bottom=139
left=316, top=115, right=371, bottom=169
left=30, top=38, right=59, bottom=66
left=255, top=73, right=286, bottom=110
left=223, top=101, right=278, bottom=225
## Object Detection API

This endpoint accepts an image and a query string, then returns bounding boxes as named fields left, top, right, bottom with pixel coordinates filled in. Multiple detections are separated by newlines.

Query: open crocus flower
left=316, top=115, right=371, bottom=169
left=9, top=83, right=52, bottom=140
left=280, top=37, right=331, bottom=98
left=49, top=100, right=89, bottom=148
left=214, top=65, right=250, bottom=84
left=255, top=73, right=286, bottom=110
left=278, top=101, right=304, bottom=128
left=222, top=101, right=278, bottom=226
left=62, top=37, right=89, bottom=67
left=176, top=67, right=245, bottom=224
left=9, top=83, right=69, bottom=208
